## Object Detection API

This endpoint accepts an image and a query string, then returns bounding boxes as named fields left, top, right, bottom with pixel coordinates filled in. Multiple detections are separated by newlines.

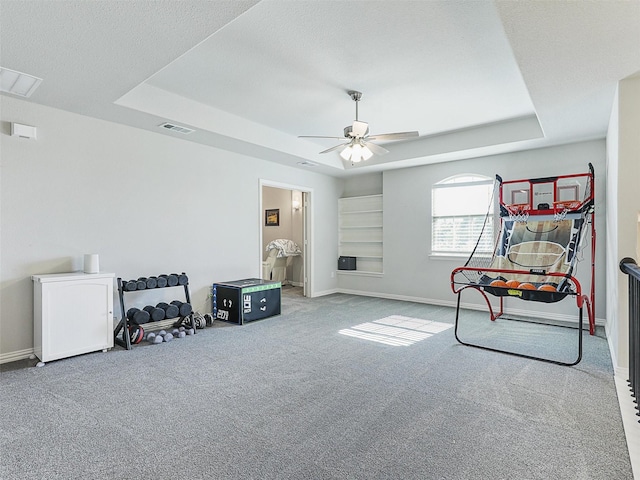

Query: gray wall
left=0, top=95, right=619, bottom=362
left=0, top=97, right=342, bottom=360
left=341, top=172, right=383, bottom=197
left=339, top=140, right=607, bottom=323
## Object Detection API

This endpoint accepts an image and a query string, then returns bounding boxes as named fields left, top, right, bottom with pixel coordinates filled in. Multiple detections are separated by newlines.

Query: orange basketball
left=538, top=284, right=558, bottom=292
left=505, top=280, right=521, bottom=289
left=489, top=279, right=507, bottom=288
left=518, top=283, right=536, bottom=290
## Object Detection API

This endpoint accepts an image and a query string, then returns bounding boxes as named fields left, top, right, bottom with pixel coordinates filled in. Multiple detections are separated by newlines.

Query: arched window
left=431, top=174, right=494, bottom=256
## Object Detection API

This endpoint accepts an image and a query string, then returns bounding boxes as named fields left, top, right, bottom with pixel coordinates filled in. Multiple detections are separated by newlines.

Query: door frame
left=259, top=179, right=312, bottom=297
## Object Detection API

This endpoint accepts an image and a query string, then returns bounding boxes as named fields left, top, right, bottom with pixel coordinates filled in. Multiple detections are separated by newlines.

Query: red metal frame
left=451, top=267, right=595, bottom=335
left=452, top=165, right=596, bottom=345
left=499, top=170, right=594, bottom=218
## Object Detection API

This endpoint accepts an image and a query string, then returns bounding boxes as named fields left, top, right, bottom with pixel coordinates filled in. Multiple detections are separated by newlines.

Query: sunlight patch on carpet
left=339, top=315, right=453, bottom=346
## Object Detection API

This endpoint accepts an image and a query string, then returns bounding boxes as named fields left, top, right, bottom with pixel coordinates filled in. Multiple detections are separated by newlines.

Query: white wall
left=606, top=74, right=640, bottom=371
left=606, top=87, right=621, bottom=368
left=339, top=141, right=607, bottom=322
left=0, top=97, right=342, bottom=360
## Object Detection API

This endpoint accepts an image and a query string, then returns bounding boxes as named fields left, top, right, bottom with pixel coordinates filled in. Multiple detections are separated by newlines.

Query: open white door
left=303, top=191, right=310, bottom=297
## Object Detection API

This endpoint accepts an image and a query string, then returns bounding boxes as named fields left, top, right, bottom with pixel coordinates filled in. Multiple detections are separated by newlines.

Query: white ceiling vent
left=0, top=67, right=42, bottom=97
left=159, top=122, right=195, bottom=134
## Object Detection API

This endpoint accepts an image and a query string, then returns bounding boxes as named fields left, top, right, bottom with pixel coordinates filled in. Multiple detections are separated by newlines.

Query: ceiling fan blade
left=351, top=120, right=369, bottom=137
left=366, top=131, right=419, bottom=141
left=319, top=142, right=350, bottom=154
left=299, top=135, right=346, bottom=140
left=365, top=142, right=389, bottom=156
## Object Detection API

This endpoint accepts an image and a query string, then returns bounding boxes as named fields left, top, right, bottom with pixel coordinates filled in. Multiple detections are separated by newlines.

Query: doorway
left=259, top=180, right=311, bottom=297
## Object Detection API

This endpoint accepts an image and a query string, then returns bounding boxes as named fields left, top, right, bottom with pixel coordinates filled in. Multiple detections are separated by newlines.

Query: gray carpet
left=0, top=288, right=633, bottom=479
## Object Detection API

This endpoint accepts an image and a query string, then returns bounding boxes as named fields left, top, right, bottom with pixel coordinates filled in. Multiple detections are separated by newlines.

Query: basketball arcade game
left=450, top=164, right=595, bottom=366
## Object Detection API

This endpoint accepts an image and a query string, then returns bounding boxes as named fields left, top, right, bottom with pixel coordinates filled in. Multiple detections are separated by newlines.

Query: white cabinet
left=32, top=272, right=115, bottom=364
left=338, top=194, right=383, bottom=274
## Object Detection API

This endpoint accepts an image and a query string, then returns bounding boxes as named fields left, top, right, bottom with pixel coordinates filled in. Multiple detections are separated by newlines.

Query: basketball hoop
left=553, top=201, right=581, bottom=222
left=506, top=204, right=529, bottom=224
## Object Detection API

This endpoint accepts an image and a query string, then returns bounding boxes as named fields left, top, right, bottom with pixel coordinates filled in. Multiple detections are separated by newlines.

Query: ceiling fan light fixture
left=300, top=90, right=419, bottom=164
left=350, top=143, right=363, bottom=162
left=340, top=145, right=353, bottom=161
left=341, top=141, right=373, bottom=163
left=361, top=145, right=373, bottom=161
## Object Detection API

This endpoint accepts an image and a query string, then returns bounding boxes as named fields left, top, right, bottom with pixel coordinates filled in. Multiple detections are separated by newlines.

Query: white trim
left=335, top=289, right=605, bottom=325
left=614, top=373, right=640, bottom=479
left=336, top=271, right=384, bottom=278
left=605, top=321, right=620, bottom=371
left=429, top=254, right=474, bottom=261
left=260, top=179, right=313, bottom=192
left=616, top=366, right=630, bottom=381
left=340, top=193, right=382, bottom=200
left=434, top=176, right=493, bottom=188
left=0, top=348, right=34, bottom=365
left=310, top=288, right=339, bottom=298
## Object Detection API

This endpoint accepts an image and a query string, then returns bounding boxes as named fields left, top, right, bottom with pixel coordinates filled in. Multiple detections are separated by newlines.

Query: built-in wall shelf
left=337, top=270, right=384, bottom=278
left=339, top=194, right=383, bottom=274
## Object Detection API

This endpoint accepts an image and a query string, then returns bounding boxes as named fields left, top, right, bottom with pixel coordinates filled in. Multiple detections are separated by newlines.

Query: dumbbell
left=170, top=300, right=192, bottom=317
left=123, top=280, right=138, bottom=292
left=143, top=305, right=165, bottom=322
left=156, top=275, right=168, bottom=288
left=157, top=302, right=179, bottom=319
left=135, top=278, right=147, bottom=290
left=174, top=273, right=188, bottom=286
left=126, top=307, right=150, bottom=325
left=159, top=274, right=178, bottom=287
left=144, top=276, right=158, bottom=289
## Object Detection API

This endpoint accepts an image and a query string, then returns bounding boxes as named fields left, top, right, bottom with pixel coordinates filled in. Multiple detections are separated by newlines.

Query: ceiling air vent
left=0, top=67, right=42, bottom=97
left=159, top=122, right=195, bottom=135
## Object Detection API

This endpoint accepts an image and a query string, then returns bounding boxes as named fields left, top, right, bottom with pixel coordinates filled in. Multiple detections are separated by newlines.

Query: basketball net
left=553, top=206, right=568, bottom=223
left=507, top=205, right=529, bottom=224
left=553, top=201, right=580, bottom=223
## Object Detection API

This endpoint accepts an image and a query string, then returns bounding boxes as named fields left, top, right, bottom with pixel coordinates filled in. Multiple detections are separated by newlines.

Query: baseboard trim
left=1, top=291, right=595, bottom=363
left=335, top=289, right=605, bottom=326
left=605, top=322, right=621, bottom=371
left=614, top=373, right=640, bottom=479
left=0, top=348, right=34, bottom=365
left=311, top=288, right=340, bottom=298
left=603, top=321, right=637, bottom=476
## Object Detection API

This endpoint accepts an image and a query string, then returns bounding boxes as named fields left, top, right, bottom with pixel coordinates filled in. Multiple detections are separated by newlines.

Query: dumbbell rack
left=113, top=273, right=196, bottom=350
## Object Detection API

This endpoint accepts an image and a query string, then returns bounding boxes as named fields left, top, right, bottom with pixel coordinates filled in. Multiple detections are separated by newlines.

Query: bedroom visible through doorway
left=260, top=182, right=310, bottom=297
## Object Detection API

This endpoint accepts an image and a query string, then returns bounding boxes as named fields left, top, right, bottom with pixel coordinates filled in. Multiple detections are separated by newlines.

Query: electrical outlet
left=331, top=271, right=335, bottom=278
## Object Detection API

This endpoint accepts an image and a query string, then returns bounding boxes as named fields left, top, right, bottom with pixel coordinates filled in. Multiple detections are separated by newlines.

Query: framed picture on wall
left=265, top=208, right=280, bottom=226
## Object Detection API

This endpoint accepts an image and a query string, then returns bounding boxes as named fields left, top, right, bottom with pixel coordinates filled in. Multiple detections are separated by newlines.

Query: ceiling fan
left=299, top=90, right=419, bottom=163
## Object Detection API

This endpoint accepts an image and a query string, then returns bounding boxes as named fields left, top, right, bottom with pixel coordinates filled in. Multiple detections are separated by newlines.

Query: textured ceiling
left=1, top=0, right=639, bottom=177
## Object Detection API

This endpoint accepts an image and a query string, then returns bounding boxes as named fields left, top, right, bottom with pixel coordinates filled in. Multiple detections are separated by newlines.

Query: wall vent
left=159, top=122, right=195, bottom=135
